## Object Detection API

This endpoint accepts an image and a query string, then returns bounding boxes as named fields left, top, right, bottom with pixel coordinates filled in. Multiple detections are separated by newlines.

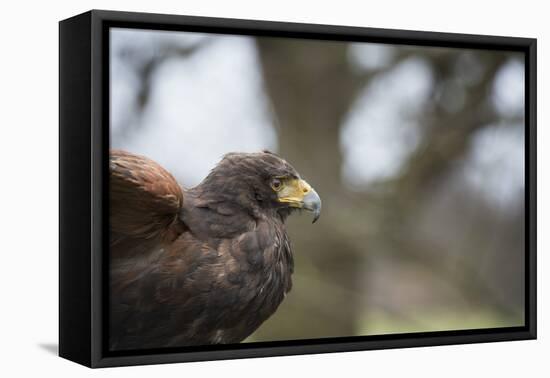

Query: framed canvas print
left=59, top=10, right=536, bottom=368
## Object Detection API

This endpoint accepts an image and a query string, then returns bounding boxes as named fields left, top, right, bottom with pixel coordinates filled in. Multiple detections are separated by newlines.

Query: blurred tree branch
left=113, top=39, right=212, bottom=142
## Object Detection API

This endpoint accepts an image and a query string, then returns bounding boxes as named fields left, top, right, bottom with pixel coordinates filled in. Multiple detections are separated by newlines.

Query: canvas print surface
left=108, top=27, right=526, bottom=351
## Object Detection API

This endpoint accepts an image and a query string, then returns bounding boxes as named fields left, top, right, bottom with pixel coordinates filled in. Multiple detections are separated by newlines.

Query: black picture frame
left=59, top=9, right=537, bottom=368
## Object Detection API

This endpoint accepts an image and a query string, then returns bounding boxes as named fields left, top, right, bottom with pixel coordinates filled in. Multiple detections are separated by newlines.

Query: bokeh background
left=110, top=27, right=525, bottom=342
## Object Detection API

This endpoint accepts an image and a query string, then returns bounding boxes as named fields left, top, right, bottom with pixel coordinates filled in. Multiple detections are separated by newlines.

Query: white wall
left=0, top=0, right=545, bottom=376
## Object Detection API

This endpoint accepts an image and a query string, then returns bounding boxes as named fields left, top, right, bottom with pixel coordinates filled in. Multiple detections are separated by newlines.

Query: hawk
left=109, top=149, right=321, bottom=350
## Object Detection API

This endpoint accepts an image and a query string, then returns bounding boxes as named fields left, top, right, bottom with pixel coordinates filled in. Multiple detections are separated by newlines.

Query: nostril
left=303, top=187, right=309, bottom=193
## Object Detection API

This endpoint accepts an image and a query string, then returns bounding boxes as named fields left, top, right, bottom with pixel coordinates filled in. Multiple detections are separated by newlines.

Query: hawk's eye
left=271, top=178, right=283, bottom=191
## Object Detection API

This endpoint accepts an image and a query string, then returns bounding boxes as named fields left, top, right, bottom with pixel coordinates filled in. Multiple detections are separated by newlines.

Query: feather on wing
left=110, top=149, right=187, bottom=258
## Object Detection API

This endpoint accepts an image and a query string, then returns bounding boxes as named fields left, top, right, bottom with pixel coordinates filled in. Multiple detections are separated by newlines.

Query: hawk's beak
left=277, top=179, right=322, bottom=223
left=303, top=188, right=322, bottom=223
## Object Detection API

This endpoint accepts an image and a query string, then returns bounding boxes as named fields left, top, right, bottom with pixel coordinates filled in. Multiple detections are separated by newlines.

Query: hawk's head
left=201, top=150, right=322, bottom=223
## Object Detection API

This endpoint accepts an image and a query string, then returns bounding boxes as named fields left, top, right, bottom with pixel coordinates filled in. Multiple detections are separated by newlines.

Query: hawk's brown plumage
left=109, top=149, right=321, bottom=350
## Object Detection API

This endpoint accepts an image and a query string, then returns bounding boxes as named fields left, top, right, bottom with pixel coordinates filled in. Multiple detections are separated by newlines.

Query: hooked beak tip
left=312, top=211, right=320, bottom=224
